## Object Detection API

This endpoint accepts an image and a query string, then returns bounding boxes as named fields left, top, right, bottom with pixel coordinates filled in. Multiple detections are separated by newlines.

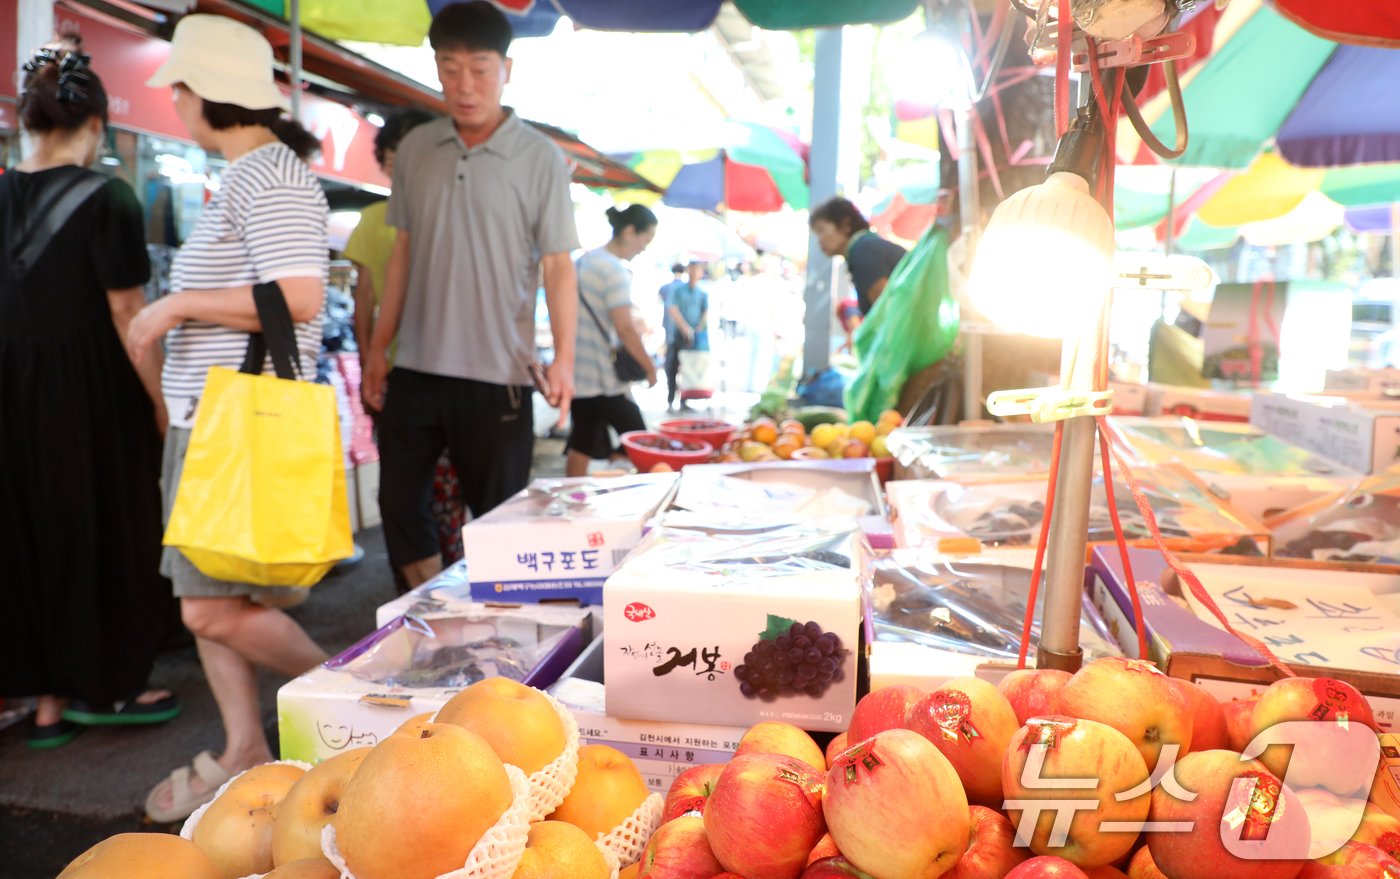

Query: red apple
left=824, top=733, right=849, bottom=769
left=1300, top=841, right=1400, bottom=879
left=1145, top=749, right=1309, bottom=879
left=712, top=874, right=746, bottom=879
left=737, top=721, right=827, bottom=772
left=1349, top=804, right=1400, bottom=861
left=1127, top=847, right=1167, bottom=879
left=1006, top=856, right=1091, bottom=878
left=662, top=764, right=725, bottom=823
left=824, top=728, right=970, bottom=878
left=800, top=857, right=877, bottom=878
left=908, top=677, right=1021, bottom=807
left=806, top=834, right=840, bottom=866
left=1169, top=678, right=1228, bottom=752
left=1002, top=716, right=1150, bottom=869
left=1250, top=678, right=1378, bottom=795
left=1224, top=698, right=1260, bottom=752
left=636, top=815, right=723, bottom=879
left=1085, top=867, right=1129, bottom=879
left=704, top=753, right=827, bottom=879
left=945, top=806, right=1031, bottom=879
left=999, top=669, right=1073, bottom=726
left=847, top=685, right=924, bottom=744
left=1055, top=658, right=1194, bottom=772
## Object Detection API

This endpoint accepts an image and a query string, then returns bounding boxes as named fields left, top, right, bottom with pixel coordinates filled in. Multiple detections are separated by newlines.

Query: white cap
left=147, top=15, right=289, bottom=112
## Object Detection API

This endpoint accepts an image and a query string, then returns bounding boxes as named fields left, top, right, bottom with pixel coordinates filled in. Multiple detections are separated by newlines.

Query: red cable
left=1099, top=421, right=1296, bottom=678
left=1020, top=420, right=1065, bottom=669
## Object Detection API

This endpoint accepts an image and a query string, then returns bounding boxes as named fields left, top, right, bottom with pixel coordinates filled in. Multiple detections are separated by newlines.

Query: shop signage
left=55, top=7, right=389, bottom=190
left=1, top=12, right=16, bottom=100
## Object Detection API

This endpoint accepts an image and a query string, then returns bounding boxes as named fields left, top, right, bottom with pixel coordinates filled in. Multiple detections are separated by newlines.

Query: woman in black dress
left=0, top=39, right=178, bottom=747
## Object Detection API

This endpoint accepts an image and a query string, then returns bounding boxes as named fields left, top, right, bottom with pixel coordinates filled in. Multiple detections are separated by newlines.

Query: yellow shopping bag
left=164, top=284, right=352, bottom=587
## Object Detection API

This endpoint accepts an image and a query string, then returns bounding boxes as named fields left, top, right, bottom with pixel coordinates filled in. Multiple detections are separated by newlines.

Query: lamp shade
left=967, top=172, right=1115, bottom=339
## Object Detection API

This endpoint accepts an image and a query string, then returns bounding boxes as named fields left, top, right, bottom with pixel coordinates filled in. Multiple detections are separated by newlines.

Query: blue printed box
left=463, top=474, right=678, bottom=605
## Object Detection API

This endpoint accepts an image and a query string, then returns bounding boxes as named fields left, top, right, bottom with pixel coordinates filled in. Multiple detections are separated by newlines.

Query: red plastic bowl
left=658, top=418, right=738, bottom=449
left=621, top=431, right=715, bottom=472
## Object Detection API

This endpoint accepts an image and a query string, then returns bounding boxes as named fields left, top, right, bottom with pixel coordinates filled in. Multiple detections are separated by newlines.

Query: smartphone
left=527, top=361, right=552, bottom=399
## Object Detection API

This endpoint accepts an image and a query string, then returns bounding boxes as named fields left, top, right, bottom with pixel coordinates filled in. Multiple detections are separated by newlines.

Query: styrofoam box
left=277, top=603, right=592, bottom=764
left=603, top=519, right=865, bottom=733
left=1251, top=392, right=1400, bottom=474
left=463, top=473, right=678, bottom=605
left=550, top=636, right=748, bottom=794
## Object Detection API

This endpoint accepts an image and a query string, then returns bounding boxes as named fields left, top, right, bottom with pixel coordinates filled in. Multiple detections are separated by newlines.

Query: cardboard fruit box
left=1089, top=546, right=1400, bottom=731
left=1250, top=392, right=1400, bottom=475
left=462, top=473, right=678, bottom=605
left=277, top=603, right=593, bottom=764
left=603, top=518, right=866, bottom=733
left=549, top=635, right=750, bottom=795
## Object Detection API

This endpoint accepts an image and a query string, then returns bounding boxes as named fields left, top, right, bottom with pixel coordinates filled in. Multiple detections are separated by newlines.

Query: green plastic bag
left=844, top=225, right=960, bottom=422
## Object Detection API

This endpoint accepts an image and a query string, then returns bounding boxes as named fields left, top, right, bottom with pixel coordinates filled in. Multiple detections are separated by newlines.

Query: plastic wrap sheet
left=1110, top=416, right=1355, bottom=478
left=890, top=467, right=1266, bottom=555
left=885, top=424, right=1057, bottom=481
left=869, top=554, right=1122, bottom=662
left=630, top=516, right=859, bottom=576
left=325, top=614, right=570, bottom=690
left=513, top=476, right=675, bottom=521
left=1271, top=470, right=1400, bottom=566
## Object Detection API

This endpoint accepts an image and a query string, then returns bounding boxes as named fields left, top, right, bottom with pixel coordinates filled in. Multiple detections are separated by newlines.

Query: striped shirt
left=162, top=142, right=329, bottom=427
left=575, top=247, right=634, bottom=399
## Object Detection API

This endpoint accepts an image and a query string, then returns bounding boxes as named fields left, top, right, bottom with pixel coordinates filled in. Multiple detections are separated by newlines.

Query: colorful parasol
left=1132, top=3, right=1400, bottom=169
left=255, top=0, right=922, bottom=47
left=616, top=122, right=809, bottom=213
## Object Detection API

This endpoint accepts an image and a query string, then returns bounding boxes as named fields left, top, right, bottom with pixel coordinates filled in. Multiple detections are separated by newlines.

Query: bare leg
left=401, top=555, right=444, bottom=589
left=150, top=596, right=329, bottom=813
left=565, top=449, right=592, bottom=478
left=35, top=696, right=67, bottom=726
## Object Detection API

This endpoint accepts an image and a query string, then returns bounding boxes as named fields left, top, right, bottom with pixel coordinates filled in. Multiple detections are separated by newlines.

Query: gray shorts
left=160, top=427, right=309, bottom=609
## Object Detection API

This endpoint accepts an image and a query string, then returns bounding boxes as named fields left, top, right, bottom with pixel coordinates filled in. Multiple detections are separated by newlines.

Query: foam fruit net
left=521, top=690, right=581, bottom=821
left=322, top=763, right=533, bottom=879
left=598, top=792, right=665, bottom=878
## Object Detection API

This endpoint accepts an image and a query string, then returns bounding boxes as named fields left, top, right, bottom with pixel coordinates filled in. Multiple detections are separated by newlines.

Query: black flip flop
left=63, top=694, right=182, bottom=726
left=27, top=719, right=82, bottom=750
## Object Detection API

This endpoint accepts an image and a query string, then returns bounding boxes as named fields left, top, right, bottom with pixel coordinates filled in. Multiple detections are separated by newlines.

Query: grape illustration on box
left=734, top=616, right=848, bottom=702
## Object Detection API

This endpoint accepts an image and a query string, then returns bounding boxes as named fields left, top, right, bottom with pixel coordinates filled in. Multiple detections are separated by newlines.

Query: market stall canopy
left=242, top=0, right=922, bottom=46
left=529, top=121, right=665, bottom=191
left=1271, top=0, right=1400, bottom=48
left=1129, top=3, right=1400, bottom=168
left=616, top=122, right=810, bottom=213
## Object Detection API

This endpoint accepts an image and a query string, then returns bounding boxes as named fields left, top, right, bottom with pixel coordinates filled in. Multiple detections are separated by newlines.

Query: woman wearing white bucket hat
left=126, top=14, right=332, bottom=823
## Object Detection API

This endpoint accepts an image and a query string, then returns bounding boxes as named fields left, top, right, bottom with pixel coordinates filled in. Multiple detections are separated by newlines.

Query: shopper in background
left=810, top=196, right=907, bottom=316
left=344, top=109, right=467, bottom=585
left=0, top=37, right=179, bottom=750
left=657, top=262, right=685, bottom=381
left=568, top=205, right=658, bottom=477
left=125, top=14, right=331, bottom=823
left=666, top=260, right=710, bottom=412
left=362, top=1, right=580, bottom=588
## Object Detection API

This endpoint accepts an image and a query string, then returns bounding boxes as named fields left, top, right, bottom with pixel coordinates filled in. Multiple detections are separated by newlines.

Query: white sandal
left=144, top=750, right=231, bottom=823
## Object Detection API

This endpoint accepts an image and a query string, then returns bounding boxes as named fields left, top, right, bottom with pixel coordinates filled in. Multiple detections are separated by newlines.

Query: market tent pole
left=290, top=0, right=303, bottom=120
left=957, top=101, right=982, bottom=422
left=802, top=28, right=844, bottom=377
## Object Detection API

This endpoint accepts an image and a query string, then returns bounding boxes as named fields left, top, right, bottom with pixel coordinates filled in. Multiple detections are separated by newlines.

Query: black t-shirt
left=0, top=167, right=150, bottom=340
left=846, top=230, right=907, bottom=315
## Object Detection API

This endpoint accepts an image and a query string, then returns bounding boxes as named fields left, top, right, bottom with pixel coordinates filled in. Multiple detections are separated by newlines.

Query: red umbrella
left=1272, top=0, right=1400, bottom=48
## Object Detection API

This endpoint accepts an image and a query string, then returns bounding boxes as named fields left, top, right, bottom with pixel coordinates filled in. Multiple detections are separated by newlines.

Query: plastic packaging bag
left=885, top=424, right=1057, bottom=481
left=868, top=554, right=1121, bottom=662
left=845, top=225, right=960, bottom=423
left=1270, top=469, right=1400, bottom=567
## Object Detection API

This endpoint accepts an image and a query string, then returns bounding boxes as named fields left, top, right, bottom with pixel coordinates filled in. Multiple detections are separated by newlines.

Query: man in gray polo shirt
left=363, top=0, right=580, bottom=588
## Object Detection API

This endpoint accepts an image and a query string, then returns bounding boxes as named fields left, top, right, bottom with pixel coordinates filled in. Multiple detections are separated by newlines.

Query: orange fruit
left=773, top=437, right=802, bottom=460
left=752, top=421, right=779, bottom=446
left=809, top=424, right=837, bottom=449
left=849, top=421, right=877, bottom=446
left=436, top=678, right=567, bottom=776
left=511, top=821, right=610, bottom=879
left=548, top=745, right=650, bottom=840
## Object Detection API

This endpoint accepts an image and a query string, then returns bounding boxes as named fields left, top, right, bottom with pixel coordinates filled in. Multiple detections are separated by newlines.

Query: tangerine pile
left=715, top=410, right=903, bottom=464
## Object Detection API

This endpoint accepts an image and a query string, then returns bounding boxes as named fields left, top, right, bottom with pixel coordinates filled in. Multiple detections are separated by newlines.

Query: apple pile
left=635, top=659, right=1400, bottom=879
left=56, top=678, right=659, bottom=879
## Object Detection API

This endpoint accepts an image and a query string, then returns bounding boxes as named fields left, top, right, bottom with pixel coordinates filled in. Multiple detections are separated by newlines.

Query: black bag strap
left=240, top=281, right=302, bottom=380
left=10, top=170, right=109, bottom=278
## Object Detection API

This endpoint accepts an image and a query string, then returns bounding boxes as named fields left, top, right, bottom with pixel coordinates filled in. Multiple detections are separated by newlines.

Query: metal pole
left=802, top=28, right=843, bottom=378
left=958, top=103, right=983, bottom=422
left=1038, top=412, right=1092, bottom=671
left=1160, top=168, right=1177, bottom=318
left=289, top=0, right=303, bottom=121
